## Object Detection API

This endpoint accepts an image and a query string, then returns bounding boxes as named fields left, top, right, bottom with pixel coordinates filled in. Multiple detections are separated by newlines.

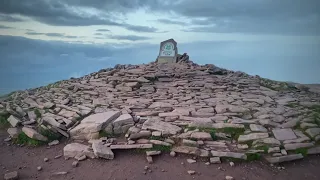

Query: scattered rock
left=48, top=140, right=59, bottom=146
left=4, top=171, right=18, bottom=180
left=226, top=175, right=234, bottom=180
left=63, top=143, right=95, bottom=159
left=229, top=162, right=235, bottom=167
left=72, top=161, right=79, bottom=168
left=92, top=142, right=114, bottom=159
left=187, top=170, right=196, bottom=175
left=146, top=156, right=153, bottom=164
left=210, top=157, right=221, bottom=164
left=7, top=115, right=20, bottom=127
left=265, top=154, right=303, bottom=163
left=272, top=128, right=297, bottom=141
left=37, top=166, right=42, bottom=171
left=22, top=127, right=48, bottom=141
left=187, top=159, right=196, bottom=164
left=52, top=171, right=68, bottom=176
left=44, top=158, right=49, bottom=162
left=238, top=133, right=269, bottom=143
left=170, top=151, right=176, bottom=157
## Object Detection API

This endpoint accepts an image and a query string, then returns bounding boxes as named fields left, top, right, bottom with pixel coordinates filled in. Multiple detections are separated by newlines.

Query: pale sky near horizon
left=0, top=0, right=320, bottom=95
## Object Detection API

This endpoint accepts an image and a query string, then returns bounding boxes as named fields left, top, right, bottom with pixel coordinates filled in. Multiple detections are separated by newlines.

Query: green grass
left=34, top=109, right=41, bottom=119
left=217, top=127, right=245, bottom=140
left=198, top=127, right=216, bottom=140
left=39, top=128, right=60, bottom=141
left=150, top=145, right=171, bottom=152
left=0, top=113, right=10, bottom=129
left=149, top=136, right=164, bottom=141
left=245, top=140, right=254, bottom=148
left=246, top=153, right=262, bottom=161
left=255, top=145, right=269, bottom=153
left=99, top=130, right=116, bottom=138
left=294, top=148, right=308, bottom=157
left=13, top=132, right=46, bottom=146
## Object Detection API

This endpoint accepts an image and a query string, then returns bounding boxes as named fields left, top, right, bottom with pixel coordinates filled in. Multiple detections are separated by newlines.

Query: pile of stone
left=1, top=58, right=320, bottom=164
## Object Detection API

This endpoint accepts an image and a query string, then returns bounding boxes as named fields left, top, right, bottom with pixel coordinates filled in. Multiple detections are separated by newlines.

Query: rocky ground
left=1, top=60, right=320, bottom=179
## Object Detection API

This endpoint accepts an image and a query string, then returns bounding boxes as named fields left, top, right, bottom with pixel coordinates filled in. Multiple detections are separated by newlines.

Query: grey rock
left=265, top=154, right=303, bottom=164
left=187, top=159, right=196, bottom=164
left=110, top=144, right=153, bottom=149
left=307, top=146, right=320, bottom=155
left=16, top=106, right=26, bottom=117
left=238, top=133, right=269, bottom=143
left=146, top=151, right=161, bottom=156
left=149, top=140, right=171, bottom=146
left=211, top=150, right=247, bottom=160
left=210, top=157, right=221, bottom=164
left=272, top=128, right=297, bottom=141
left=212, top=123, right=245, bottom=129
left=190, top=132, right=212, bottom=140
left=182, top=139, right=198, bottom=147
left=170, top=151, right=176, bottom=157
left=146, top=156, right=153, bottom=164
left=63, top=143, right=95, bottom=159
left=172, top=146, right=201, bottom=156
left=7, top=115, right=20, bottom=127
left=7, top=128, right=20, bottom=138
left=112, top=114, right=133, bottom=128
left=187, top=170, right=196, bottom=175
left=72, top=161, right=79, bottom=168
left=48, top=140, right=59, bottom=146
left=250, top=124, right=268, bottom=132
left=129, top=130, right=152, bottom=140
left=92, top=142, right=114, bottom=159
left=305, top=128, right=320, bottom=138
left=142, top=118, right=182, bottom=135
left=4, top=171, right=18, bottom=180
left=281, top=118, right=300, bottom=128
left=284, top=143, right=314, bottom=150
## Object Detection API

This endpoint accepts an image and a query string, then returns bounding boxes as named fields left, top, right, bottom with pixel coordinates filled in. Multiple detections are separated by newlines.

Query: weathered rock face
left=1, top=58, right=320, bottom=164
left=70, top=111, right=120, bottom=140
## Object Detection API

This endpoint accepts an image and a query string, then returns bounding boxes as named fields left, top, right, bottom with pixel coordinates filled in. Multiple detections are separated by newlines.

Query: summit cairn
left=0, top=51, right=320, bottom=166
left=156, top=39, right=178, bottom=63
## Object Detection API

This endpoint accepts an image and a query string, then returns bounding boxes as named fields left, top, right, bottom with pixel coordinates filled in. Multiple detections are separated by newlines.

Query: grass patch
left=34, top=109, right=41, bottom=119
left=217, top=127, right=245, bottom=140
left=255, top=145, right=269, bottom=153
left=150, top=145, right=171, bottom=152
left=246, top=153, right=262, bottom=161
left=39, top=128, right=60, bottom=141
left=294, top=148, right=308, bottom=157
left=0, top=113, right=10, bottom=129
left=99, top=130, right=116, bottom=138
left=13, top=132, right=46, bottom=146
left=149, top=136, right=165, bottom=141
left=245, top=140, right=254, bottom=148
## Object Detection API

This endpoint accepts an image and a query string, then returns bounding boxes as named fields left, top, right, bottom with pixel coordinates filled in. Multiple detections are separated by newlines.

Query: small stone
left=146, top=151, right=161, bottom=156
left=226, top=176, right=234, bottom=180
left=187, top=159, right=197, bottom=164
left=48, top=140, right=59, bottom=146
left=75, top=154, right=87, bottom=161
left=37, top=166, right=42, bottom=171
left=229, top=162, right=235, bottom=167
left=44, top=158, right=49, bottom=162
left=281, top=149, right=287, bottom=155
left=170, top=151, right=176, bottom=157
left=52, top=171, right=68, bottom=176
left=237, top=144, right=249, bottom=150
left=144, top=166, right=149, bottom=170
left=205, top=162, right=210, bottom=165
left=72, top=161, right=78, bottom=168
left=54, top=155, right=62, bottom=159
left=4, top=171, right=18, bottom=180
left=210, top=157, right=221, bottom=164
left=187, top=170, right=196, bottom=175
left=146, top=156, right=153, bottom=164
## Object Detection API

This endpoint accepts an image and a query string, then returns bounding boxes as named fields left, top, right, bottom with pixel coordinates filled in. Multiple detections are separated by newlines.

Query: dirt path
left=1, top=133, right=320, bottom=180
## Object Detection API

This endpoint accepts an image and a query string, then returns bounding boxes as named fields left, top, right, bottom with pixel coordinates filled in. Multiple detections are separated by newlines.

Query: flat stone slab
left=92, top=142, right=114, bottom=159
left=272, top=128, right=297, bottom=141
left=7, top=115, right=20, bottom=127
left=142, top=118, right=182, bottom=135
left=190, top=132, right=212, bottom=140
left=305, top=128, right=320, bottom=138
left=146, top=151, right=161, bottom=156
left=212, top=123, right=245, bottom=129
left=112, top=114, right=133, bottom=127
left=265, top=154, right=303, bottom=164
left=63, top=143, right=95, bottom=158
left=172, top=146, right=201, bottom=156
left=307, top=146, right=320, bottom=155
left=211, top=150, right=247, bottom=160
left=110, top=144, right=153, bottom=149
left=4, top=171, right=18, bottom=180
left=284, top=143, right=314, bottom=150
left=238, top=133, right=269, bottom=143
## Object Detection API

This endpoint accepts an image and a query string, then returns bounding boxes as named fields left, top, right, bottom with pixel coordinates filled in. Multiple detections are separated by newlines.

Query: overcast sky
left=0, top=0, right=320, bottom=95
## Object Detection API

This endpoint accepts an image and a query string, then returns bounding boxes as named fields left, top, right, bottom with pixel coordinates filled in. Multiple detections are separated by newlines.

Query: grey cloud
left=96, top=29, right=110, bottom=32
left=0, top=25, right=13, bottom=29
left=25, top=31, right=79, bottom=39
left=94, top=33, right=103, bottom=36
left=0, top=13, right=24, bottom=22
left=156, top=19, right=188, bottom=25
left=123, top=24, right=157, bottom=33
left=0, top=0, right=159, bottom=33
left=108, top=35, right=151, bottom=41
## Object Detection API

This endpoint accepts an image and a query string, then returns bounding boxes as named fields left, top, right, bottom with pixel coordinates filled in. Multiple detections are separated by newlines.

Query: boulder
left=63, top=143, right=95, bottom=158
left=70, top=111, right=120, bottom=140
left=112, top=114, right=133, bottom=128
left=92, top=142, right=114, bottom=159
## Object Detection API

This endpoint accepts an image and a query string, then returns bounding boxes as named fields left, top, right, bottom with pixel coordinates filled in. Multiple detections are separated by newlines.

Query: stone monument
left=156, top=39, right=178, bottom=63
